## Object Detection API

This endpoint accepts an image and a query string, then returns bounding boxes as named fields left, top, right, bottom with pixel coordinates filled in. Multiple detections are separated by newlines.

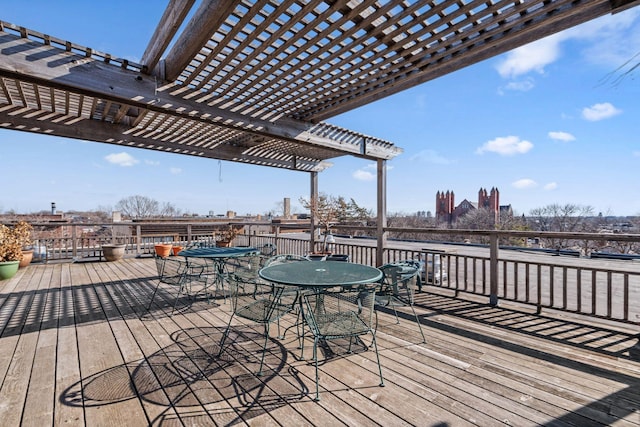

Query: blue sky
left=1, top=2, right=639, bottom=217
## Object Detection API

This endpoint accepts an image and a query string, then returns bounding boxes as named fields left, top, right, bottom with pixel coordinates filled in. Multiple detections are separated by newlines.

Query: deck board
left=0, top=258, right=638, bottom=426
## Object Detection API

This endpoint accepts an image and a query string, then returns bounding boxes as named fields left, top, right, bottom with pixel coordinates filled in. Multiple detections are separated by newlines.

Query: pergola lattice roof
left=0, top=0, right=637, bottom=172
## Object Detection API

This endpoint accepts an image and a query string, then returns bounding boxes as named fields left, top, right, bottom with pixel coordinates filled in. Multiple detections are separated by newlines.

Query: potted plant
left=0, top=222, right=30, bottom=280
left=13, top=221, right=34, bottom=268
left=215, top=225, right=241, bottom=247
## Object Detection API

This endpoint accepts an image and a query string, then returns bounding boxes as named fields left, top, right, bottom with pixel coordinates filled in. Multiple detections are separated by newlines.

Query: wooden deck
left=0, top=258, right=638, bottom=426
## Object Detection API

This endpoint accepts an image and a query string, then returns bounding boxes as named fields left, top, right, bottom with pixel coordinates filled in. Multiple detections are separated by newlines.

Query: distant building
left=436, top=187, right=512, bottom=225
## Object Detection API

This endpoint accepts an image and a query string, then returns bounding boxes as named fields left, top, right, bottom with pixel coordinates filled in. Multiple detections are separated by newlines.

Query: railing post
left=71, top=224, right=77, bottom=258
left=136, top=225, right=141, bottom=255
left=490, top=232, right=499, bottom=306
left=187, top=224, right=192, bottom=246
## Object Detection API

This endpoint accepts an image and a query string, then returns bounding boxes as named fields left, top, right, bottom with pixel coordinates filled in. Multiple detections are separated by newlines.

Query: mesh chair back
left=157, top=257, right=187, bottom=287
left=378, top=262, right=419, bottom=304
left=302, top=284, right=377, bottom=339
left=226, top=255, right=263, bottom=284
left=259, top=243, right=277, bottom=256
left=325, top=254, right=350, bottom=262
left=375, top=261, right=425, bottom=343
left=263, top=254, right=310, bottom=267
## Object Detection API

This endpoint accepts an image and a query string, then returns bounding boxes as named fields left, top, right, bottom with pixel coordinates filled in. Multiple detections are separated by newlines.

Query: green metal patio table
left=258, top=260, right=382, bottom=290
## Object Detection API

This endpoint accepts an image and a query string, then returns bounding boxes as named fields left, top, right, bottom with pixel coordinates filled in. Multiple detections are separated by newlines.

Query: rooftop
left=1, top=257, right=638, bottom=425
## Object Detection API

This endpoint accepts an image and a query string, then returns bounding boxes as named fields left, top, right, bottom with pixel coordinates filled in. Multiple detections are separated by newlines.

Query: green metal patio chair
left=301, top=284, right=384, bottom=400
left=218, top=254, right=295, bottom=376
left=148, top=255, right=207, bottom=314
left=375, top=261, right=426, bottom=343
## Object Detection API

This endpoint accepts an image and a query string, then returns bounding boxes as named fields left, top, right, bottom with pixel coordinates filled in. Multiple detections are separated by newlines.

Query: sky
left=1, top=2, right=639, bottom=217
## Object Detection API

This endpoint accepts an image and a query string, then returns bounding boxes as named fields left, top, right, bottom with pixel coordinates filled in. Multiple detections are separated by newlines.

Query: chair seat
left=312, top=311, right=369, bottom=338
left=236, top=300, right=293, bottom=324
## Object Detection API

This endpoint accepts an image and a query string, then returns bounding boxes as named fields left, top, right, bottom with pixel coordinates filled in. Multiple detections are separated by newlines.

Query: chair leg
left=217, top=315, right=234, bottom=357
left=170, top=284, right=187, bottom=315
left=370, top=330, right=385, bottom=387
left=312, top=336, right=320, bottom=401
left=257, top=323, right=270, bottom=376
left=146, top=284, right=160, bottom=311
left=410, top=305, right=426, bottom=343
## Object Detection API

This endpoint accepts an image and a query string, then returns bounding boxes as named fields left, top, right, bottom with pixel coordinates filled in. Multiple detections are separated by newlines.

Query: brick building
left=436, top=187, right=511, bottom=225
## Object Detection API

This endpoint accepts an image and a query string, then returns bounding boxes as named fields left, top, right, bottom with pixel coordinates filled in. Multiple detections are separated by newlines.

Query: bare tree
left=528, top=203, right=595, bottom=250
left=299, top=193, right=372, bottom=240
left=115, top=195, right=180, bottom=219
left=158, top=202, right=181, bottom=217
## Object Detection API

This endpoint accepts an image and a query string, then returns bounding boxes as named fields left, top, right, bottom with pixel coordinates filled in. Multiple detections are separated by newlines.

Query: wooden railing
left=19, top=222, right=640, bottom=325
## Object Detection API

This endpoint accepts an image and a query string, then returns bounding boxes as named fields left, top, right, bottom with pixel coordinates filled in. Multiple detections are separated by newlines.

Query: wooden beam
left=0, top=33, right=400, bottom=161
left=309, top=0, right=632, bottom=121
left=0, top=107, right=330, bottom=171
left=162, top=0, right=239, bottom=81
left=141, top=0, right=196, bottom=73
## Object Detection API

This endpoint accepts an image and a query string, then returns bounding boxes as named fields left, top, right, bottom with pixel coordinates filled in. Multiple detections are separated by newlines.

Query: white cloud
left=410, top=149, right=452, bottom=164
left=498, top=78, right=535, bottom=95
left=495, top=10, right=640, bottom=81
left=582, top=102, right=622, bottom=121
left=144, top=159, right=160, bottom=166
left=548, top=131, right=575, bottom=142
left=105, top=152, right=138, bottom=167
left=566, top=8, right=640, bottom=67
left=512, top=178, right=538, bottom=189
left=352, top=169, right=375, bottom=181
left=544, top=182, right=558, bottom=190
left=476, top=136, right=533, bottom=156
left=496, top=34, right=564, bottom=78
left=170, top=167, right=182, bottom=175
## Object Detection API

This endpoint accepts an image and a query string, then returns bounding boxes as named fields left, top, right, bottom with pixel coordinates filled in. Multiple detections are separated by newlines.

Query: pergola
left=0, top=0, right=637, bottom=265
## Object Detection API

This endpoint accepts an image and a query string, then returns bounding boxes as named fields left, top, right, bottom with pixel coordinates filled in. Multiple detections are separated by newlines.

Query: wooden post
left=376, top=159, right=387, bottom=268
left=310, top=171, right=318, bottom=254
left=135, top=225, right=142, bottom=255
left=489, top=232, right=499, bottom=306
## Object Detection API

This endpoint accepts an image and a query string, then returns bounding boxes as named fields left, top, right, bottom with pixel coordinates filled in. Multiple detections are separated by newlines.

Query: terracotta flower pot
left=154, top=244, right=173, bottom=258
left=19, top=249, right=34, bottom=268
left=172, top=246, right=183, bottom=256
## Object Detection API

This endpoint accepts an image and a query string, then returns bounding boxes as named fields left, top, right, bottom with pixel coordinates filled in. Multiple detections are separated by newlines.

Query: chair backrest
left=378, top=262, right=419, bottom=302
left=302, top=284, right=377, bottom=336
left=326, top=254, right=350, bottom=262
left=227, top=258, right=292, bottom=321
left=226, top=254, right=263, bottom=284
left=157, top=257, right=187, bottom=286
left=259, top=243, right=277, bottom=256
left=263, top=254, right=310, bottom=267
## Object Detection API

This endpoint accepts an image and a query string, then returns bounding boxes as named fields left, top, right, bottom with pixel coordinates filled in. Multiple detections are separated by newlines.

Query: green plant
left=0, top=221, right=33, bottom=262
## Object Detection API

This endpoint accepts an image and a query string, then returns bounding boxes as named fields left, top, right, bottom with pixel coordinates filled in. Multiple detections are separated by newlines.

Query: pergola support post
left=376, top=159, right=387, bottom=268
left=309, top=171, right=318, bottom=254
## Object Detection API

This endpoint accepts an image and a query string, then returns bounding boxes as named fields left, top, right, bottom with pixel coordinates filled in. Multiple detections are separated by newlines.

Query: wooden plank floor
left=0, top=258, right=638, bottom=426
